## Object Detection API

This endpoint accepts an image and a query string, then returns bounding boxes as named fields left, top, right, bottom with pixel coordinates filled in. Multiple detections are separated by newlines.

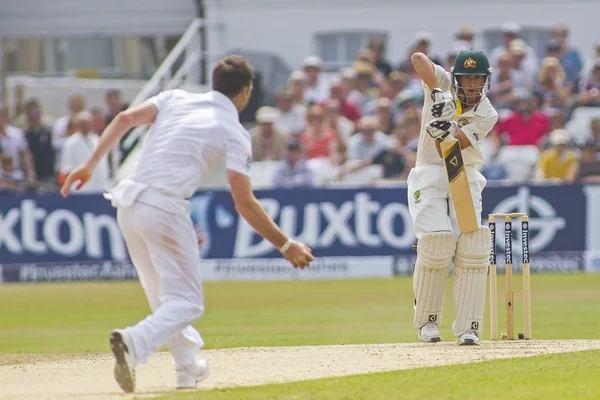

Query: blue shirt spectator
left=272, top=140, right=315, bottom=188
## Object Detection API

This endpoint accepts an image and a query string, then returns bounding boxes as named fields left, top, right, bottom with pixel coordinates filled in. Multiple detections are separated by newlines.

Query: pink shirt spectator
left=300, top=128, right=336, bottom=159
left=495, top=111, right=550, bottom=146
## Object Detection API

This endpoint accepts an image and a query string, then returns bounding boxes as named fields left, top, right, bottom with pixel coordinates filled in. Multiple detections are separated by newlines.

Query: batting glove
left=431, top=88, right=456, bottom=120
left=425, top=119, right=458, bottom=141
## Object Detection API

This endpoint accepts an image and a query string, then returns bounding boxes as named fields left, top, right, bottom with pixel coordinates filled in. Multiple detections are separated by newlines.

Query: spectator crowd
left=1, top=22, right=600, bottom=193
left=250, top=22, right=600, bottom=188
left=0, top=89, right=131, bottom=193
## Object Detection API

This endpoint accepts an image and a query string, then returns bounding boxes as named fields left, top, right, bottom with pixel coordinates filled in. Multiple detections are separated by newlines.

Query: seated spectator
left=23, top=99, right=56, bottom=185
left=302, top=56, right=330, bottom=106
left=391, top=109, right=421, bottom=152
left=533, top=57, right=572, bottom=111
left=492, top=90, right=550, bottom=147
left=577, top=61, right=600, bottom=107
left=368, top=37, right=393, bottom=77
left=0, top=154, right=25, bottom=193
left=299, top=105, right=341, bottom=163
left=362, top=73, right=406, bottom=120
left=90, top=107, right=107, bottom=135
left=52, top=94, right=85, bottom=151
left=272, top=139, right=315, bottom=188
left=288, top=70, right=307, bottom=106
left=0, top=107, right=36, bottom=186
left=355, top=48, right=386, bottom=87
left=375, top=97, right=394, bottom=135
left=250, top=106, right=287, bottom=162
left=328, top=79, right=361, bottom=123
left=323, top=99, right=354, bottom=148
left=550, top=24, right=583, bottom=87
left=395, top=89, right=423, bottom=121
left=59, top=111, right=109, bottom=193
left=509, top=39, right=537, bottom=88
left=338, top=116, right=407, bottom=180
left=488, top=52, right=527, bottom=111
left=274, top=88, right=306, bottom=136
left=573, top=137, right=600, bottom=182
left=347, top=61, right=379, bottom=111
left=544, top=107, right=566, bottom=131
left=491, top=22, right=538, bottom=77
left=534, top=129, right=578, bottom=182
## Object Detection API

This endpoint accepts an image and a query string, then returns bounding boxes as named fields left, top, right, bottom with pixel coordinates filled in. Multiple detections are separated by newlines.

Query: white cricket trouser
left=407, top=163, right=486, bottom=239
left=108, top=181, right=205, bottom=368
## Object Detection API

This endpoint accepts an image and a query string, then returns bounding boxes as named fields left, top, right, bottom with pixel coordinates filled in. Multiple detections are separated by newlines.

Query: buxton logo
left=233, top=192, right=414, bottom=258
left=0, top=200, right=126, bottom=259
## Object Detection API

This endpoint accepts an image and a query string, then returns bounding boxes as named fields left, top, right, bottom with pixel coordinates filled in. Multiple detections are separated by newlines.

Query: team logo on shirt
left=463, top=58, right=477, bottom=68
left=458, top=118, right=470, bottom=127
left=414, top=190, right=422, bottom=204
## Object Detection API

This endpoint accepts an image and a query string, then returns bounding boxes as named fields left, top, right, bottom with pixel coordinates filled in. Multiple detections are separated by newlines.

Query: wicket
left=488, top=213, right=531, bottom=341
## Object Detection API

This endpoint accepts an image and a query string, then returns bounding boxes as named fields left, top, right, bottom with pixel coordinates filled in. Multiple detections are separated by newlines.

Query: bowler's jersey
left=416, top=64, right=498, bottom=167
left=132, top=89, right=252, bottom=199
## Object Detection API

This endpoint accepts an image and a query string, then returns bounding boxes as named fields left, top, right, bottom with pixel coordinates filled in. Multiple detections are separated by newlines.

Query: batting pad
left=452, top=226, right=491, bottom=337
left=413, top=231, right=457, bottom=328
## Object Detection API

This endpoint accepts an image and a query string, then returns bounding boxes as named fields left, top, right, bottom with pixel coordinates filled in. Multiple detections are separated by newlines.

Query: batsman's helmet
left=450, top=49, right=493, bottom=106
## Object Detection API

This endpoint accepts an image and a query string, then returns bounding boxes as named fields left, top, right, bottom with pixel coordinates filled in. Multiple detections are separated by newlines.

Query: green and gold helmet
left=450, top=49, right=493, bottom=106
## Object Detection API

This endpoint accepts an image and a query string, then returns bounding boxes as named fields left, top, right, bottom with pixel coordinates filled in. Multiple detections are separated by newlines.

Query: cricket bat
left=439, top=136, right=479, bottom=233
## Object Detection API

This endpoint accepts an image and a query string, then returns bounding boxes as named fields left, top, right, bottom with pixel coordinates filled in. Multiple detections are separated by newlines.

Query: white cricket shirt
left=416, top=64, right=498, bottom=167
left=132, top=89, right=252, bottom=199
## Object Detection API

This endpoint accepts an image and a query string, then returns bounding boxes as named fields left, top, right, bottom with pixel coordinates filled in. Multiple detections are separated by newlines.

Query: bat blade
left=440, top=137, right=479, bottom=234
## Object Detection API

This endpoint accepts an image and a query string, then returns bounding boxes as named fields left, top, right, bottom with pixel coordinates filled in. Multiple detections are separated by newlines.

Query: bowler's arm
left=86, top=102, right=158, bottom=169
left=227, top=170, right=289, bottom=249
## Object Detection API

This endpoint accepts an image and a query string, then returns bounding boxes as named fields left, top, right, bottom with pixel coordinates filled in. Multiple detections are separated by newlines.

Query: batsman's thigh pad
left=413, top=231, right=457, bottom=328
left=407, top=166, right=454, bottom=239
left=452, top=226, right=491, bottom=337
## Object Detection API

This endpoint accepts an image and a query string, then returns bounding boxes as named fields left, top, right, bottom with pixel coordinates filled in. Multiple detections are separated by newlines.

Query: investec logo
left=234, top=192, right=414, bottom=257
left=489, top=187, right=565, bottom=253
left=0, top=199, right=126, bottom=259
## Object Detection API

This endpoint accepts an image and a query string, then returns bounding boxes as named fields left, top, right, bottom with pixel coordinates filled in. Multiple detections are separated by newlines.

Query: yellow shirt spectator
left=535, top=129, right=578, bottom=182
left=538, top=148, right=577, bottom=179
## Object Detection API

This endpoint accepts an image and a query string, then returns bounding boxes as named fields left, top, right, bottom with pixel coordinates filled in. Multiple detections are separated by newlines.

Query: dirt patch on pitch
left=1, top=340, right=599, bottom=400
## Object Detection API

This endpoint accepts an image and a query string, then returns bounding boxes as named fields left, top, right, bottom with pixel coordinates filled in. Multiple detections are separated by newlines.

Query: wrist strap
left=279, top=238, right=293, bottom=254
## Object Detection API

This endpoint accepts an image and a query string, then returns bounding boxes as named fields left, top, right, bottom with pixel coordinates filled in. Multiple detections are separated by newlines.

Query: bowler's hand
left=283, top=241, right=314, bottom=269
left=60, top=163, right=93, bottom=197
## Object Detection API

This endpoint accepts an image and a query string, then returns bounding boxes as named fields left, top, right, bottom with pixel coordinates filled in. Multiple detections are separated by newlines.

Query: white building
left=204, top=0, right=600, bottom=72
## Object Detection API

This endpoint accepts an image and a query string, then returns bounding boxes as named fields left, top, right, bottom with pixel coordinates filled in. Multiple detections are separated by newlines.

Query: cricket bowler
left=407, top=49, right=498, bottom=345
left=61, top=55, right=314, bottom=393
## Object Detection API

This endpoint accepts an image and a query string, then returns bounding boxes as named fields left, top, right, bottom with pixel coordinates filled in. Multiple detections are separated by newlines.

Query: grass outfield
left=1, top=274, right=599, bottom=354
left=1, top=274, right=600, bottom=399
left=157, top=350, right=600, bottom=400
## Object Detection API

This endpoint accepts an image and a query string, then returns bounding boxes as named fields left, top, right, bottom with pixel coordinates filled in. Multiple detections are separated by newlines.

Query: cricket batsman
left=407, top=49, right=498, bottom=345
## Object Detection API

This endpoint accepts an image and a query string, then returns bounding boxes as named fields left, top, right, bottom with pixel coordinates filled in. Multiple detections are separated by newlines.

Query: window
left=314, top=31, right=388, bottom=71
left=43, top=37, right=121, bottom=76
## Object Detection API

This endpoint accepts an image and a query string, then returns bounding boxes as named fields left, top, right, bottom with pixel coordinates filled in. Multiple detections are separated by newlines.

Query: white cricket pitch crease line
left=1, top=340, right=600, bottom=400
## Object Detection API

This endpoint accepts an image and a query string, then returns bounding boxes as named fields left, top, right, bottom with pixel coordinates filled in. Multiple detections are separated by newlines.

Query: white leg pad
left=413, top=231, right=457, bottom=328
left=452, top=226, right=491, bottom=338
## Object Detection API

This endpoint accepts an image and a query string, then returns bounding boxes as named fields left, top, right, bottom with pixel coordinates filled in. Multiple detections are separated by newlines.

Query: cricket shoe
left=109, top=329, right=138, bottom=393
left=175, top=359, right=210, bottom=389
left=458, top=331, right=481, bottom=346
left=418, top=321, right=442, bottom=343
